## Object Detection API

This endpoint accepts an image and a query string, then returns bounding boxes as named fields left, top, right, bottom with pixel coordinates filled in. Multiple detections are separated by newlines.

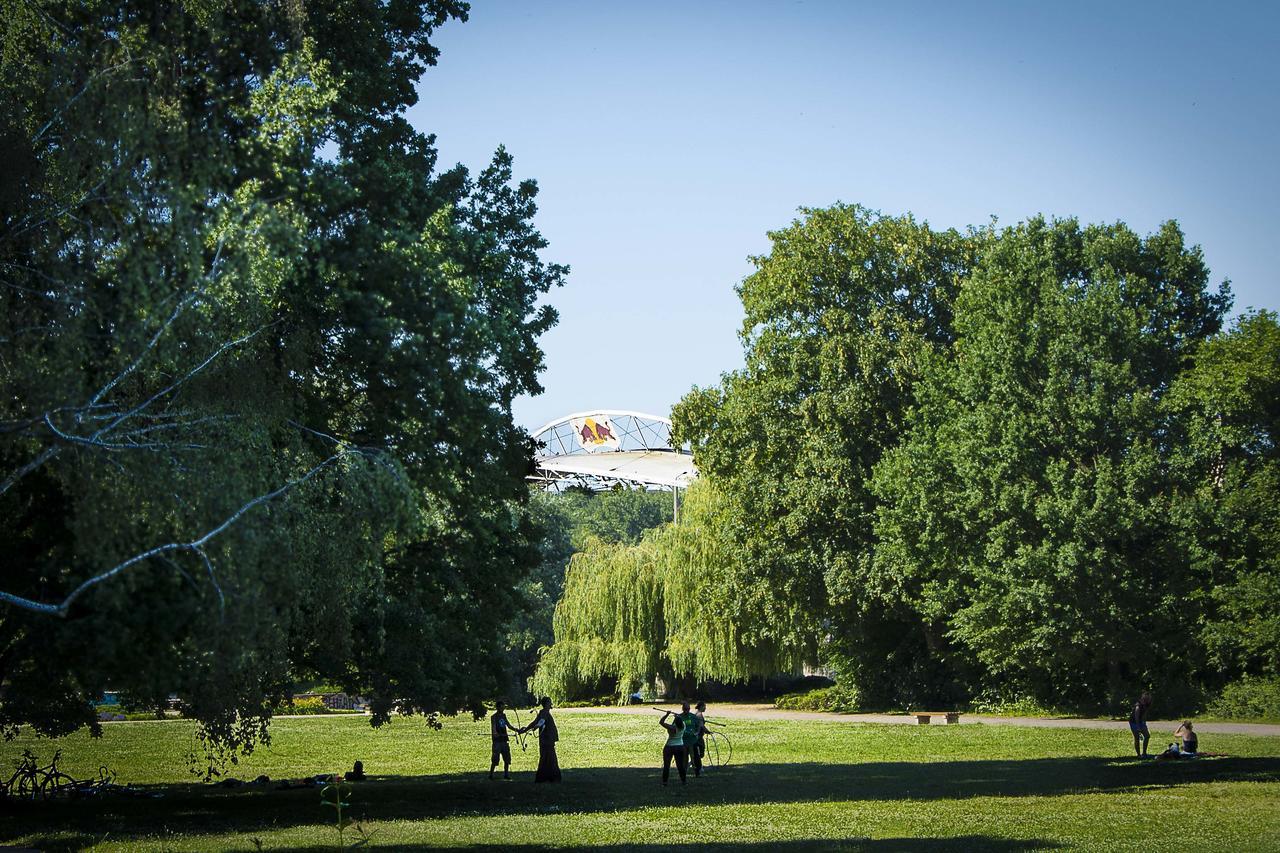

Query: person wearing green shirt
left=678, top=702, right=703, bottom=777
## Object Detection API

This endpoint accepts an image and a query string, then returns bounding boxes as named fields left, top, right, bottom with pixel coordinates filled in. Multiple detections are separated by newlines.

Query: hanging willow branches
left=531, top=481, right=805, bottom=701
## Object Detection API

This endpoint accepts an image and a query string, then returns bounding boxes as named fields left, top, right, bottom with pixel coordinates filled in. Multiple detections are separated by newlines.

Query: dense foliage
left=0, top=0, right=563, bottom=753
left=671, top=205, right=982, bottom=705
left=505, top=487, right=673, bottom=698
left=668, top=204, right=1273, bottom=714
left=531, top=480, right=804, bottom=701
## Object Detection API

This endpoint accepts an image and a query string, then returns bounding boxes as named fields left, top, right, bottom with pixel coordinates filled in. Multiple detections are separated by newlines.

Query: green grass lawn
left=2, top=712, right=1278, bottom=851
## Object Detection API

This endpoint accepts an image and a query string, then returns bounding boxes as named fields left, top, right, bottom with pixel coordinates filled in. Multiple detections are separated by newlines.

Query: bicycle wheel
left=14, top=770, right=39, bottom=800
left=39, top=772, right=79, bottom=799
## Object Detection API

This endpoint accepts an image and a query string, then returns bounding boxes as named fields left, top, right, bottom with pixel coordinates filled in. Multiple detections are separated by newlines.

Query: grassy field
left=1, top=712, right=1278, bottom=851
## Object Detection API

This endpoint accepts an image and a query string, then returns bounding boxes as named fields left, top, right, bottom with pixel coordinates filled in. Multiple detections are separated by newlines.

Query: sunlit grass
left=2, top=712, right=1278, bottom=851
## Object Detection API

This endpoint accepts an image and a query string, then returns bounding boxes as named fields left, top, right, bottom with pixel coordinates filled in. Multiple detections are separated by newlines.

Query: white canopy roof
left=534, top=449, right=697, bottom=489
left=530, top=411, right=697, bottom=490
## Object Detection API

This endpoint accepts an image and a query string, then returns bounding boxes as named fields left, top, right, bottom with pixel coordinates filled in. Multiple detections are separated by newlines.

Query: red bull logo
left=579, top=419, right=613, bottom=444
left=572, top=415, right=619, bottom=450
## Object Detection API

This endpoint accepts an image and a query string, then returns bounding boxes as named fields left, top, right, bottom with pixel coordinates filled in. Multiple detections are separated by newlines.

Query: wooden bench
left=914, top=712, right=962, bottom=725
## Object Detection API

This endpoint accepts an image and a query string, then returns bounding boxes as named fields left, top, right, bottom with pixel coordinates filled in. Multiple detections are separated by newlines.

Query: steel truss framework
left=529, top=410, right=696, bottom=492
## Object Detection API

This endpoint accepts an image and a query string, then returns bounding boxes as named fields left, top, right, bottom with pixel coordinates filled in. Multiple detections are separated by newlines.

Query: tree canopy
left=506, top=487, right=674, bottom=699
left=671, top=204, right=980, bottom=703
left=660, top=204, right=1266, bottom=714
left=1, top=0, right=563, bottom=755
left=872, top=218, right=1230, bottom=708
left=531, top=480, right=803, bottom=702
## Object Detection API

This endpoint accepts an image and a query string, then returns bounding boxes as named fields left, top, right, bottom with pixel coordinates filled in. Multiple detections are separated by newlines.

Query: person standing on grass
left=679, top=701, right=703, bottom=777
left=694, top=701, right=709, bottom=767
left=659, top=710, right=688, bottom=786
left=1129, top=691, right=1152, bottom=757
left=489, top=700, right=514, bottom=780
left=519, top=697, right=561, bottom=783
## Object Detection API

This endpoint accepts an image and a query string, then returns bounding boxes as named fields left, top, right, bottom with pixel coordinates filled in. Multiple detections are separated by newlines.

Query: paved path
left=559, top=702, right=1280, bottom=736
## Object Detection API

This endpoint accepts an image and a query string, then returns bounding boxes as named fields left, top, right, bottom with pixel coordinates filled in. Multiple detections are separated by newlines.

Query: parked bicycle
left=2, top=750, right=40, bottom=800
left=2, top=750, right=118, bottom=801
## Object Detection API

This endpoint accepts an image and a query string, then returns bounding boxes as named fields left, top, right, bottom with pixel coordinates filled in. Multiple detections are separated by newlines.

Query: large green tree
left=1166, top=311, right=1280, bottom=683
left=0, top=0, right=562, bottom=755
left=872, top=218, right=1230, bottom=710
left=505, top=488, right=673, bottom=699
left=672, top=204, right=978, bottom=702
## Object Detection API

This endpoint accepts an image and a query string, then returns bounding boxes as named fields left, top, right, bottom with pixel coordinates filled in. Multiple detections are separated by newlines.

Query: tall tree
left=0, top=0, right=563, bottom=755
left=1165, top=311, right=1280, bottom=683
left=671, top=204, right=977, bottom=701
left=873, top=218, right=1231, bottom=710
left=506, top=488, right=673, bottom=700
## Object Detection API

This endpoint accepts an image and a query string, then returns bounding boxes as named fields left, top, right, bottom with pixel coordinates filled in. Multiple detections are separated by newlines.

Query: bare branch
left=194, top=546, right=225, bottom=620
left=0, top=445, right=60, bottom=497
left=0, top=450, right=361, bottom=617
left=0, top=235, right=246, bottom=493
left=93, top=321, right=268, bottom=437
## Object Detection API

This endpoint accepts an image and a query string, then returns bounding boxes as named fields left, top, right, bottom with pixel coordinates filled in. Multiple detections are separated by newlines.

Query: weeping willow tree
left=531, top=480, right=805, bottom=701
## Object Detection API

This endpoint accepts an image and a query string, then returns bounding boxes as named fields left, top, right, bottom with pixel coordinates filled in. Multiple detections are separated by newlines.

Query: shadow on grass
left=230, top=838, right=1064, bottom=852
left=2, top=755, right=1276, bottom=850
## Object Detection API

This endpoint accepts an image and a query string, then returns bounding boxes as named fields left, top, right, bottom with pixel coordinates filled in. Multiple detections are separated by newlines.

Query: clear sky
left=410, top=0, right=1280, bottom=431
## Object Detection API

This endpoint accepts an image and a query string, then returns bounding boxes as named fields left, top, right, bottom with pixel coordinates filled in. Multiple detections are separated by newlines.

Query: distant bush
left=969, top=693, right=1060, bottom=717
left=555, top=695, right=618, bottom=708
left=295, top=682, right=347, bottom=696
left=774, top=685, right=860, bottom=712
left=1206, top=677, right=1280, bottom=721
left=95, top=703, right=166, bottom=721
left=276, top=695, right=357, bottom=715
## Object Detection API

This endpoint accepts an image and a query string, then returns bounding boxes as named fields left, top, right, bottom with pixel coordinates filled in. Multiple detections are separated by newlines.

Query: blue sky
left=410, top=1, right=1280, bottom=431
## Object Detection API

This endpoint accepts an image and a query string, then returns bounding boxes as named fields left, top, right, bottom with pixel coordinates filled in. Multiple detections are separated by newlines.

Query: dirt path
left=559, top=702, right=1280, bottom=736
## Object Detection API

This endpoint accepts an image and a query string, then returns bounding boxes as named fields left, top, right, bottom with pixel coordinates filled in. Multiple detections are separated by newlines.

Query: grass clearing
left=1, top=712, right=1278, bottom=851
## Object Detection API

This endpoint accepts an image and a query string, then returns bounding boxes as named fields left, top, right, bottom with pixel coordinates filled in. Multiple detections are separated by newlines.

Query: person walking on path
left=1130, top=692, right=1152, bottom=757
left=520, top=697, right=562, bottom=783
left=658, top=710, right=688, bottom=786
left=679, top=702, right=703, bottom=777
left=489, top=701, right=514, bottom=780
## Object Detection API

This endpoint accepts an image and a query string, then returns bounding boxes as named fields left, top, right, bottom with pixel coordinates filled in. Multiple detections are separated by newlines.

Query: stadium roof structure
left=530, top=410, right=697, bottom=491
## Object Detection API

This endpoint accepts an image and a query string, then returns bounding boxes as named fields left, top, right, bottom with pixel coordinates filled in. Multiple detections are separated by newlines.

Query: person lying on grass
left=658, top=711, right=688, bottom=786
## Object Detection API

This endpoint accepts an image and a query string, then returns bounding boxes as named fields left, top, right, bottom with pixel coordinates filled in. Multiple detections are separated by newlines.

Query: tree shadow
left=3, top=755, right=1276, bottom=850
left=230, top=838, right=1063, bottom=852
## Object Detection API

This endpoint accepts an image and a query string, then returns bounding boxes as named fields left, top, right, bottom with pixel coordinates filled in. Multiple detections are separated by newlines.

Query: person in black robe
left=520, top=696, right=561, bottom=783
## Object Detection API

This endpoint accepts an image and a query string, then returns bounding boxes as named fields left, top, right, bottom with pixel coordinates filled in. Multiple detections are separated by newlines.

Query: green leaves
left=874, top=217, right=1229, bottom=709
left=531, top=480, right=805, bottom=701
left=673, top=205, right=1257, bottom=714
left=1, top=1, right=561, bottom=754
left=674, top=204, right=977, bottom=703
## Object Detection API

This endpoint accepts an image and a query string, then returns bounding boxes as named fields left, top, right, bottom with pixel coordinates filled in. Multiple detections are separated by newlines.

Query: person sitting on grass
left=659, top=710, right=688, bottom=786
left=1129, top=691, right=1152, bottom=757
left=1158, top=721, right=1199, bottom=759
